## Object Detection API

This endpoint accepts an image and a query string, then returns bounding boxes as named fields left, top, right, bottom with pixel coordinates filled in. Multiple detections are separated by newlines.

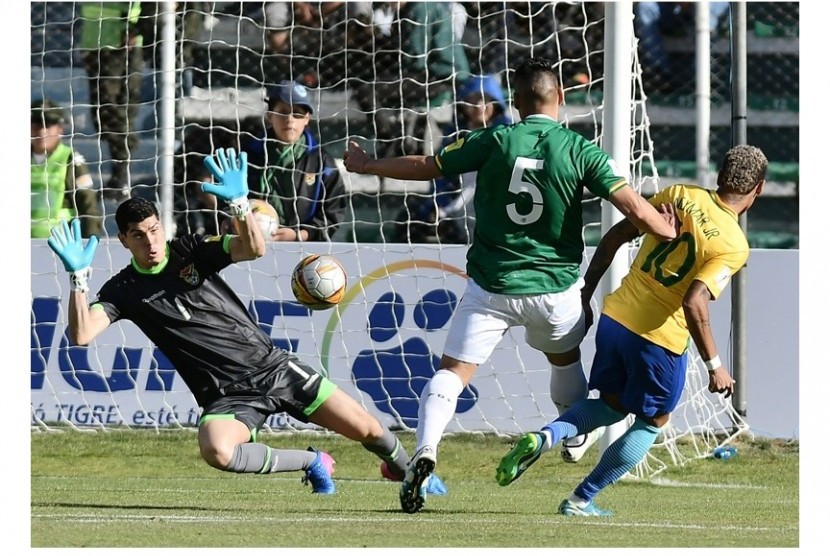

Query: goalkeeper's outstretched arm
left=47, top=218, right=111, bottom=345
left=68, top=290, right=112, bottom=346
left=201, top=147, right=265, bottom=262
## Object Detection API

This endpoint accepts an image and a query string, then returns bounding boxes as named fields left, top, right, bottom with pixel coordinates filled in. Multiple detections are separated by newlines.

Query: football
left=225, top=199, right=279, bottom=238
left=291, top=254, right=348, bottom=310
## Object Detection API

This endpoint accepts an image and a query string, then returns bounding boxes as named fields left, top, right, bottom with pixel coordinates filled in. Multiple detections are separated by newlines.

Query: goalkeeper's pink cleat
left=380, top=460, right=403, bottom=481
left=302, top=447, right=336, bottom=494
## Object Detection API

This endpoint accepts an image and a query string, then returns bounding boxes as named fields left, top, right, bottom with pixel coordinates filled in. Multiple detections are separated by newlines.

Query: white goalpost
left=30, top=1, right=748, bottom=476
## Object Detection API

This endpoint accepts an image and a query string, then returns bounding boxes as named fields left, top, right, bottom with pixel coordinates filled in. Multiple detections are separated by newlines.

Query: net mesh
left=30, top=2, right=749, bottom=475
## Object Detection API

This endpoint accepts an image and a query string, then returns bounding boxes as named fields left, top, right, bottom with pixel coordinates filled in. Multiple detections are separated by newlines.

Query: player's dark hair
left=513, top=57, right=560, bottom=105
left=716, top=145, right=768, bottom=195
left=115, top=197, right=160, bottom=233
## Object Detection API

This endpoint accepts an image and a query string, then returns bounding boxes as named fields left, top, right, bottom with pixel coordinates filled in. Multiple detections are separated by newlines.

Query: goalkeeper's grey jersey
left=92, top=234, right=288, bottom=407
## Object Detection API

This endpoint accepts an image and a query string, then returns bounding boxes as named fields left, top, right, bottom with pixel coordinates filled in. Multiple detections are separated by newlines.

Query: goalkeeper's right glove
left=47, top=219, right=99, bottom=292
left=201, top=147, right=251, bottom=219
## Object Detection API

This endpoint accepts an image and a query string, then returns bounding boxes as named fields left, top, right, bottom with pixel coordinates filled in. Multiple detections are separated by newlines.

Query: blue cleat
left=425, top=473, right=447, bottom=496
left=557, top=498, right=613, bottom=517
left=302, top=447, right=336, bottom=495
left=381, top=460, right=447, bottom=496
left=496, top=432, right=544, bottom=486
left=399, top=446, right=436, bottom=513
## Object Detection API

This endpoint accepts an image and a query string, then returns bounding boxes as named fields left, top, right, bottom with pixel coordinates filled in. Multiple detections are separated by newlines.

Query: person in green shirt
left=79, top=1, right=145, bottom=201
left=31, top=98, right=102, bottom=239
left=344, top=57, right=679, bottom=513
left=352, top=1, right=471, bottom=157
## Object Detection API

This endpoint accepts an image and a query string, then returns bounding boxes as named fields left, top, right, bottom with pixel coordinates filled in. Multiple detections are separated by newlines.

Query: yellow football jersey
left=602, top=184, right=749, bottom=354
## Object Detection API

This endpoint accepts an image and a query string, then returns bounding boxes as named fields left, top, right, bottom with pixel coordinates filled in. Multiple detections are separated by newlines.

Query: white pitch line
left=31, top=513, right=797, bottom=533
left=647, top=477, right=770, bottom=490
left=32, top=476, right=777, bottom=496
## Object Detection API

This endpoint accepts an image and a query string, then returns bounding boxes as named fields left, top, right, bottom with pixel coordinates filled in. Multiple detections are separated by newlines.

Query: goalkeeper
left=496, top=145, right=766, bottom=516
left=46, top=147, right=446, bottom=498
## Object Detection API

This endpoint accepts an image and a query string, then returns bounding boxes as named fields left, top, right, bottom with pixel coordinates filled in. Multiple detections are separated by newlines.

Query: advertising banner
left=31, top=241, right=798, bottom=437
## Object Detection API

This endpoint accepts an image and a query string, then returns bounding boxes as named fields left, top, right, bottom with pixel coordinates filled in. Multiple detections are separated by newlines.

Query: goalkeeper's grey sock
left=362, top=429, right=409, bottom=480
left=226, top=443, right=315, bottom=474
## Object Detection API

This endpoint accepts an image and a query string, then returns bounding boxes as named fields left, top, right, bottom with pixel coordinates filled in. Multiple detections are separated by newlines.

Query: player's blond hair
left=717, top=145, right=768, bottom=195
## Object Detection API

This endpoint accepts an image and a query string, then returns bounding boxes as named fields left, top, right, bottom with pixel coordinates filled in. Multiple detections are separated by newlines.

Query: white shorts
left=442, top=278, right=586, bottom=365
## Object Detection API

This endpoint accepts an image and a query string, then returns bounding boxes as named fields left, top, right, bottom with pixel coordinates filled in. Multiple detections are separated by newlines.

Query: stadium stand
left=30, top=2, right=798, bottom=246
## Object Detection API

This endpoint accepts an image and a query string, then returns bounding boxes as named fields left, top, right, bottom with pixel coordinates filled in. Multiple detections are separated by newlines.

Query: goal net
left=30, top=2, right=748, bottom=475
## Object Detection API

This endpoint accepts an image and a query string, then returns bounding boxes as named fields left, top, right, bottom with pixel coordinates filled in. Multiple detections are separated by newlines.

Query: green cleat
left=496, top=432, right=544, bottom=486
left=557, top=498, right=613, bottom=517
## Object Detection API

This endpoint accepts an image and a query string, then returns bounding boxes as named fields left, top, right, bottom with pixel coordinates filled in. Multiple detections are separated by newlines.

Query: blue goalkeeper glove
left=201, top=147, right=250, bottom=219
left=47, top=218, right=99, bottom=292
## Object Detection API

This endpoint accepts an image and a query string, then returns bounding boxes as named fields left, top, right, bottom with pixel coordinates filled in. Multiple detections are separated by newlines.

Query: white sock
left=539, top=430, right=554, bottom=452
left=416, top=369, right=464, bottom=452
left=567, top=493, right=590, bottom=508
left=549, top=361, right=588, bottom=416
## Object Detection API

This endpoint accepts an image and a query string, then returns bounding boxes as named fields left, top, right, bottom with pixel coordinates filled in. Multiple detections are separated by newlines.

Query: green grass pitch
left=30, top=429, right=798, bottom=548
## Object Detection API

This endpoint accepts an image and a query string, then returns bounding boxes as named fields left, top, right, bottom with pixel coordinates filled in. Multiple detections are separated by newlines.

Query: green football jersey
left=435, top=114, right=627, bottom=294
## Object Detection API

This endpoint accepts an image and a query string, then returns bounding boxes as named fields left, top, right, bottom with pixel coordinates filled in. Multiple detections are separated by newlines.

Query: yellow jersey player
left=497, top=144, right=767, bottom=517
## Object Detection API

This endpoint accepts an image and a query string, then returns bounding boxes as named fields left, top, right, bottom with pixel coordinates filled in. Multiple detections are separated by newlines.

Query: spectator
left=139, top=2, right=208, bottom=97
left=31, top=98, right=103, bottom=239
left=635, top=2, right=729, bottom=92
left=393, top=74, right=513, bottom=243
left=263, top=2, right=372, bottom=89
left=78, top=1, right=146, bottom=201
left=242, top=80, right=347, bottom=241
left=461, top=3, right=603, bottom=89
left=354, top=1, right=471, bottom=157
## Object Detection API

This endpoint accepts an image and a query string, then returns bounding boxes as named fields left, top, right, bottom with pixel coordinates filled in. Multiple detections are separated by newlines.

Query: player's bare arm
left=579, top=217, right=640, bottom=329
left=343, top=140, right=442, bottom=180
left=201, top=147, right=265, bottom=262
left=683, top=279, right=735, bottom=397
left=608, top=185, right=678, bottom=242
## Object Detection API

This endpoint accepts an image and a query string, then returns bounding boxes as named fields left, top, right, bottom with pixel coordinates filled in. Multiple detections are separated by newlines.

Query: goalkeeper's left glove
left=201, top=147, right=250, bottom=219
left=47, top=219, right=99, bottom=292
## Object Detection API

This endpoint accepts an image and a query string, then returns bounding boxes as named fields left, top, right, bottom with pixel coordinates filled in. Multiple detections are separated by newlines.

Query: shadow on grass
left=32, top=501, right=226, bottom=512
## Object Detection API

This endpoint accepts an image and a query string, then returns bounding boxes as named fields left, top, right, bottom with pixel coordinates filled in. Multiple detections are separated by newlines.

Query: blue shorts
left=588, top=315, right=688, bottom=418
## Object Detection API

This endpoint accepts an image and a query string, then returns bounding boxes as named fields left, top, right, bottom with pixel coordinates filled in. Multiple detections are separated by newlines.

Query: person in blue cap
left=393, top=74, right=513, bottom=244
left=242, top=80, right=347, bottom=242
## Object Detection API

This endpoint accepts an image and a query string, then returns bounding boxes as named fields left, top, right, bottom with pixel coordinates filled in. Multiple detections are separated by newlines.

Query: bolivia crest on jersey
left=179, top=263, right=200, bottom=286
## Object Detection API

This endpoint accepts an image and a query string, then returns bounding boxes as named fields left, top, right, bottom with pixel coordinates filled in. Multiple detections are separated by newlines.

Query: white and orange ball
left=291, top=254, right=348, bottom=310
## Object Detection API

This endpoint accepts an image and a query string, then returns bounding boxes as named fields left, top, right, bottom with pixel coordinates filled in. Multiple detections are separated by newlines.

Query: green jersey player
left=344, top=57, right=678, bottom=513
